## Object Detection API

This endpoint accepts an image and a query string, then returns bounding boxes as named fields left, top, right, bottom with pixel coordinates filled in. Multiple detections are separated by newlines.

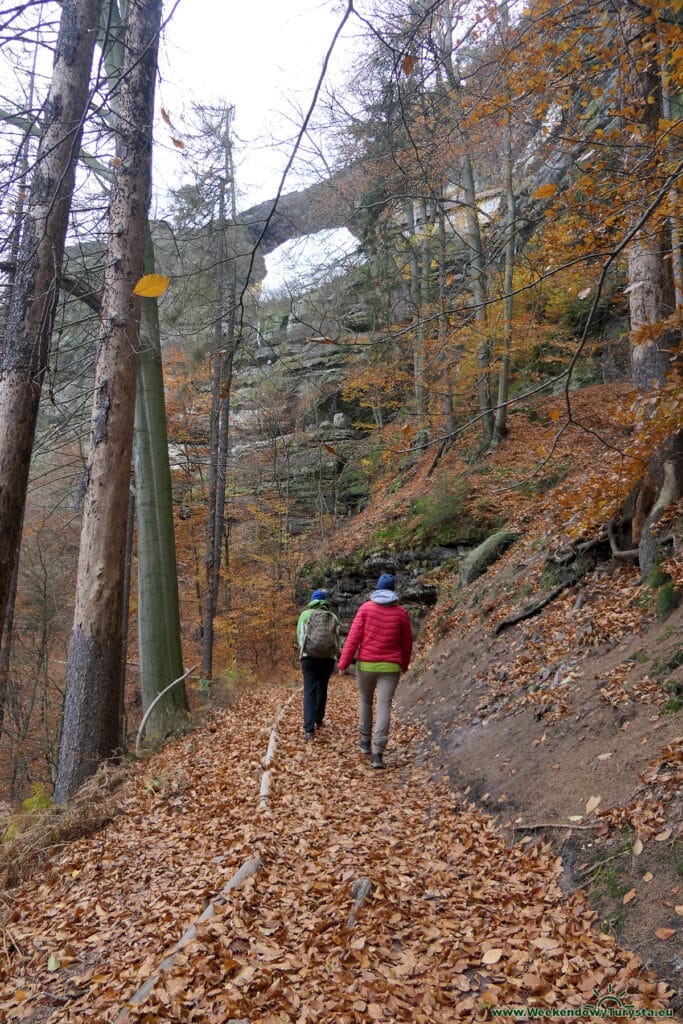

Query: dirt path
left=0, top=681, right=678, bottom=1023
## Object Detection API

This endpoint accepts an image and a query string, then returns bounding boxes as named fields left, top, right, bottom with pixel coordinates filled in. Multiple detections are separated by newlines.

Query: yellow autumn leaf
left=675, top=905, right=683, bottom=916
left=623, top=888, right=636, bottom=904
left=655, top=927, right=676, bottom=940
left=633, top=838, right=643, bottom=856
left=482, top=948, right=504, bottom=964
left=654, top=829, right=672, bottom=842
left=643, top=872, right=653, bottom=882
left=585, top=795, right=601, bottom=815
left=133, top=274, right=170, bottom=298
left=533, top=183, right=558, bottom=200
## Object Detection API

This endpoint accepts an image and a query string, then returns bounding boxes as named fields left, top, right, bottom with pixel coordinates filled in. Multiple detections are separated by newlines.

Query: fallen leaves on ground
left=0, top=681, right=677, bottom=1023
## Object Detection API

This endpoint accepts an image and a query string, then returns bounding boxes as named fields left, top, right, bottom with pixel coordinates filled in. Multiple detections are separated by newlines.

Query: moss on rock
left=460, top=530, right=518, bottom=586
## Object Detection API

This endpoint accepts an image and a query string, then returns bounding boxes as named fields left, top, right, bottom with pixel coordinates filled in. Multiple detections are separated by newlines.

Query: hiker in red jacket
left=337, top=573, right=413, bottom=770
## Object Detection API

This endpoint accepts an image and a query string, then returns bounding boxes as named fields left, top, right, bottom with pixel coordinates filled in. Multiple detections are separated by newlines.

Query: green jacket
left=296, top=599, right=340, bottom=657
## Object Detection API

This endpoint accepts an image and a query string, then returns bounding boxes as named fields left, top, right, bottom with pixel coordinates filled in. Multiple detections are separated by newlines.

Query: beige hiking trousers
left=356, top=670, right=400, bottom=754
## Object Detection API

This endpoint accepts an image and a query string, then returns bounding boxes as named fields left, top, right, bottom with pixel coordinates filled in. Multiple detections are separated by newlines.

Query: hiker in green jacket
left=296, top=590, right=340, bottom=741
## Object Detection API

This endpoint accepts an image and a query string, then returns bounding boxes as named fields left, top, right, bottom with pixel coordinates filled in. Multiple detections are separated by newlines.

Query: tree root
left=494, top=581, right=576, bottom=634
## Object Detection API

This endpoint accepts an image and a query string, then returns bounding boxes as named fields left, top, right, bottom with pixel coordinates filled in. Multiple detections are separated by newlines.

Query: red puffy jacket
left=338, top=600, right=413, bottom=673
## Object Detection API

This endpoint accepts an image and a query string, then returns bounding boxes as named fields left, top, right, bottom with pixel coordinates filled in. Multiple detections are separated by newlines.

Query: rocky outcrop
left=239, top=172, right=358, bottom=255
left=298, top=551, right=444, bottom=640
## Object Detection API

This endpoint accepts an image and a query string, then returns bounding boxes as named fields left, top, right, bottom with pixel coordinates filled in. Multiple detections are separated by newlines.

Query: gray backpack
left=302, top=609, right=338, bottom=658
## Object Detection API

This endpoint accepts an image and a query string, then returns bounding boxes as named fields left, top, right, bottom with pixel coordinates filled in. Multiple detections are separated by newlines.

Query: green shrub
left=23, top=783, right=51, bottom=813
left=408, top=478, right=498, bottom=546
left=656, top=582, right=679, bottom=620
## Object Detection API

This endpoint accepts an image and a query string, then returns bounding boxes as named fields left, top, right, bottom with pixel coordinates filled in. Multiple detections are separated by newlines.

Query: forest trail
left=0, top=680, right=678, bottom=1023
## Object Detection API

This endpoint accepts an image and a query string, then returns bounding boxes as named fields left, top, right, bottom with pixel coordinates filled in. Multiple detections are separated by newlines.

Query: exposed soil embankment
left=397, top=574, right=683, bottom=1011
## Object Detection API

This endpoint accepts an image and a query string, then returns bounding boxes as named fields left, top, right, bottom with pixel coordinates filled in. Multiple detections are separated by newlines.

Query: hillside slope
left=325, top=383, right=683, bottom=1008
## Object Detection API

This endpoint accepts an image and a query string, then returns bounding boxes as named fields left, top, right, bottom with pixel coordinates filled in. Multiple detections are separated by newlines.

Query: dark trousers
left=301, top=657, right=335, bottom=734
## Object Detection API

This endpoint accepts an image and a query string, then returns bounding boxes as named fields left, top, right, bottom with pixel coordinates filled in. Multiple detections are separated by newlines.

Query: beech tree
left=619, top=0, right=683, bottom=574
left=55, top=0, right=163, bottom=802
left=135, top=227, right=189, bottom=732
left=96, top=0, right=188, bottom=736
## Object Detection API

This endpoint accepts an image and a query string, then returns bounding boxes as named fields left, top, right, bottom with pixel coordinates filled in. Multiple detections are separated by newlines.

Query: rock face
left=298, top=551, right=444, bottom=644
left=239, top=172, right=359, bottom=255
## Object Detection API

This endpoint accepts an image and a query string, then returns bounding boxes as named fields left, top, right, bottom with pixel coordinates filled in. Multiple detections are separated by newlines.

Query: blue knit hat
left=310, top=589, right=327, bottom=601
left=376, top=573, right=395, bottom=591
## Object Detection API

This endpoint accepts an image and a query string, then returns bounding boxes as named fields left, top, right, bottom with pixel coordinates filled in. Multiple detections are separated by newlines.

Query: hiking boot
left=314, top=720, right=324, bottom=731
left=358, top=741, right=371, bottom=755
left=303, top=731, right=314, bottom=741
left=371, top=753, right=385, bottom=769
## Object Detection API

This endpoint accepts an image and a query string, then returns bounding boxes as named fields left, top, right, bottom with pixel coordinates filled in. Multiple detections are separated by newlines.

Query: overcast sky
left=155, top=0, right=366, bottom=293
left=157, top=0, right=360, bottom=209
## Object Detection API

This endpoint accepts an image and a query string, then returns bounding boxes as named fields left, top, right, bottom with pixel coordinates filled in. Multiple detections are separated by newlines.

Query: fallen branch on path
left=118, top=856, right=262, bottom=1017
left=258, top=694, right=296, bottom=809
left=259, top=770, right=272, bottom=809
left=135, top=665, right=197, bottom=755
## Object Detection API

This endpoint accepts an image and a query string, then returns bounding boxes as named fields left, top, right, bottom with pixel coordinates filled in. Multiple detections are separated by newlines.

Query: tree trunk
left=659, top=47, right=683, bottom=310
left=493, top=106, right=516, bottom=446
left=201, top=183, right=226, bottom=681
left=622, top=2, right=674, bottom=389
left=0, top=0, right=104, bottom=637
left=619, top=0, right=682, bottom=575
left=437, top=2, right=492, bottom=446
left=120, top=483, right=135, bottom=736
left=213, top=264, right=238, bottom=615
left=405, top=201, right=426, bottom=416
left=54, top=0, right=162, bottom=802
left=437, top=195, right=454, bottom=436
left=461, top=153, right=493, bottom=447
left=135, top=228, right=188, bottom=734
left=638, top=431, right=683, bottom=579
left=97, top=0, right=188, bottom=730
